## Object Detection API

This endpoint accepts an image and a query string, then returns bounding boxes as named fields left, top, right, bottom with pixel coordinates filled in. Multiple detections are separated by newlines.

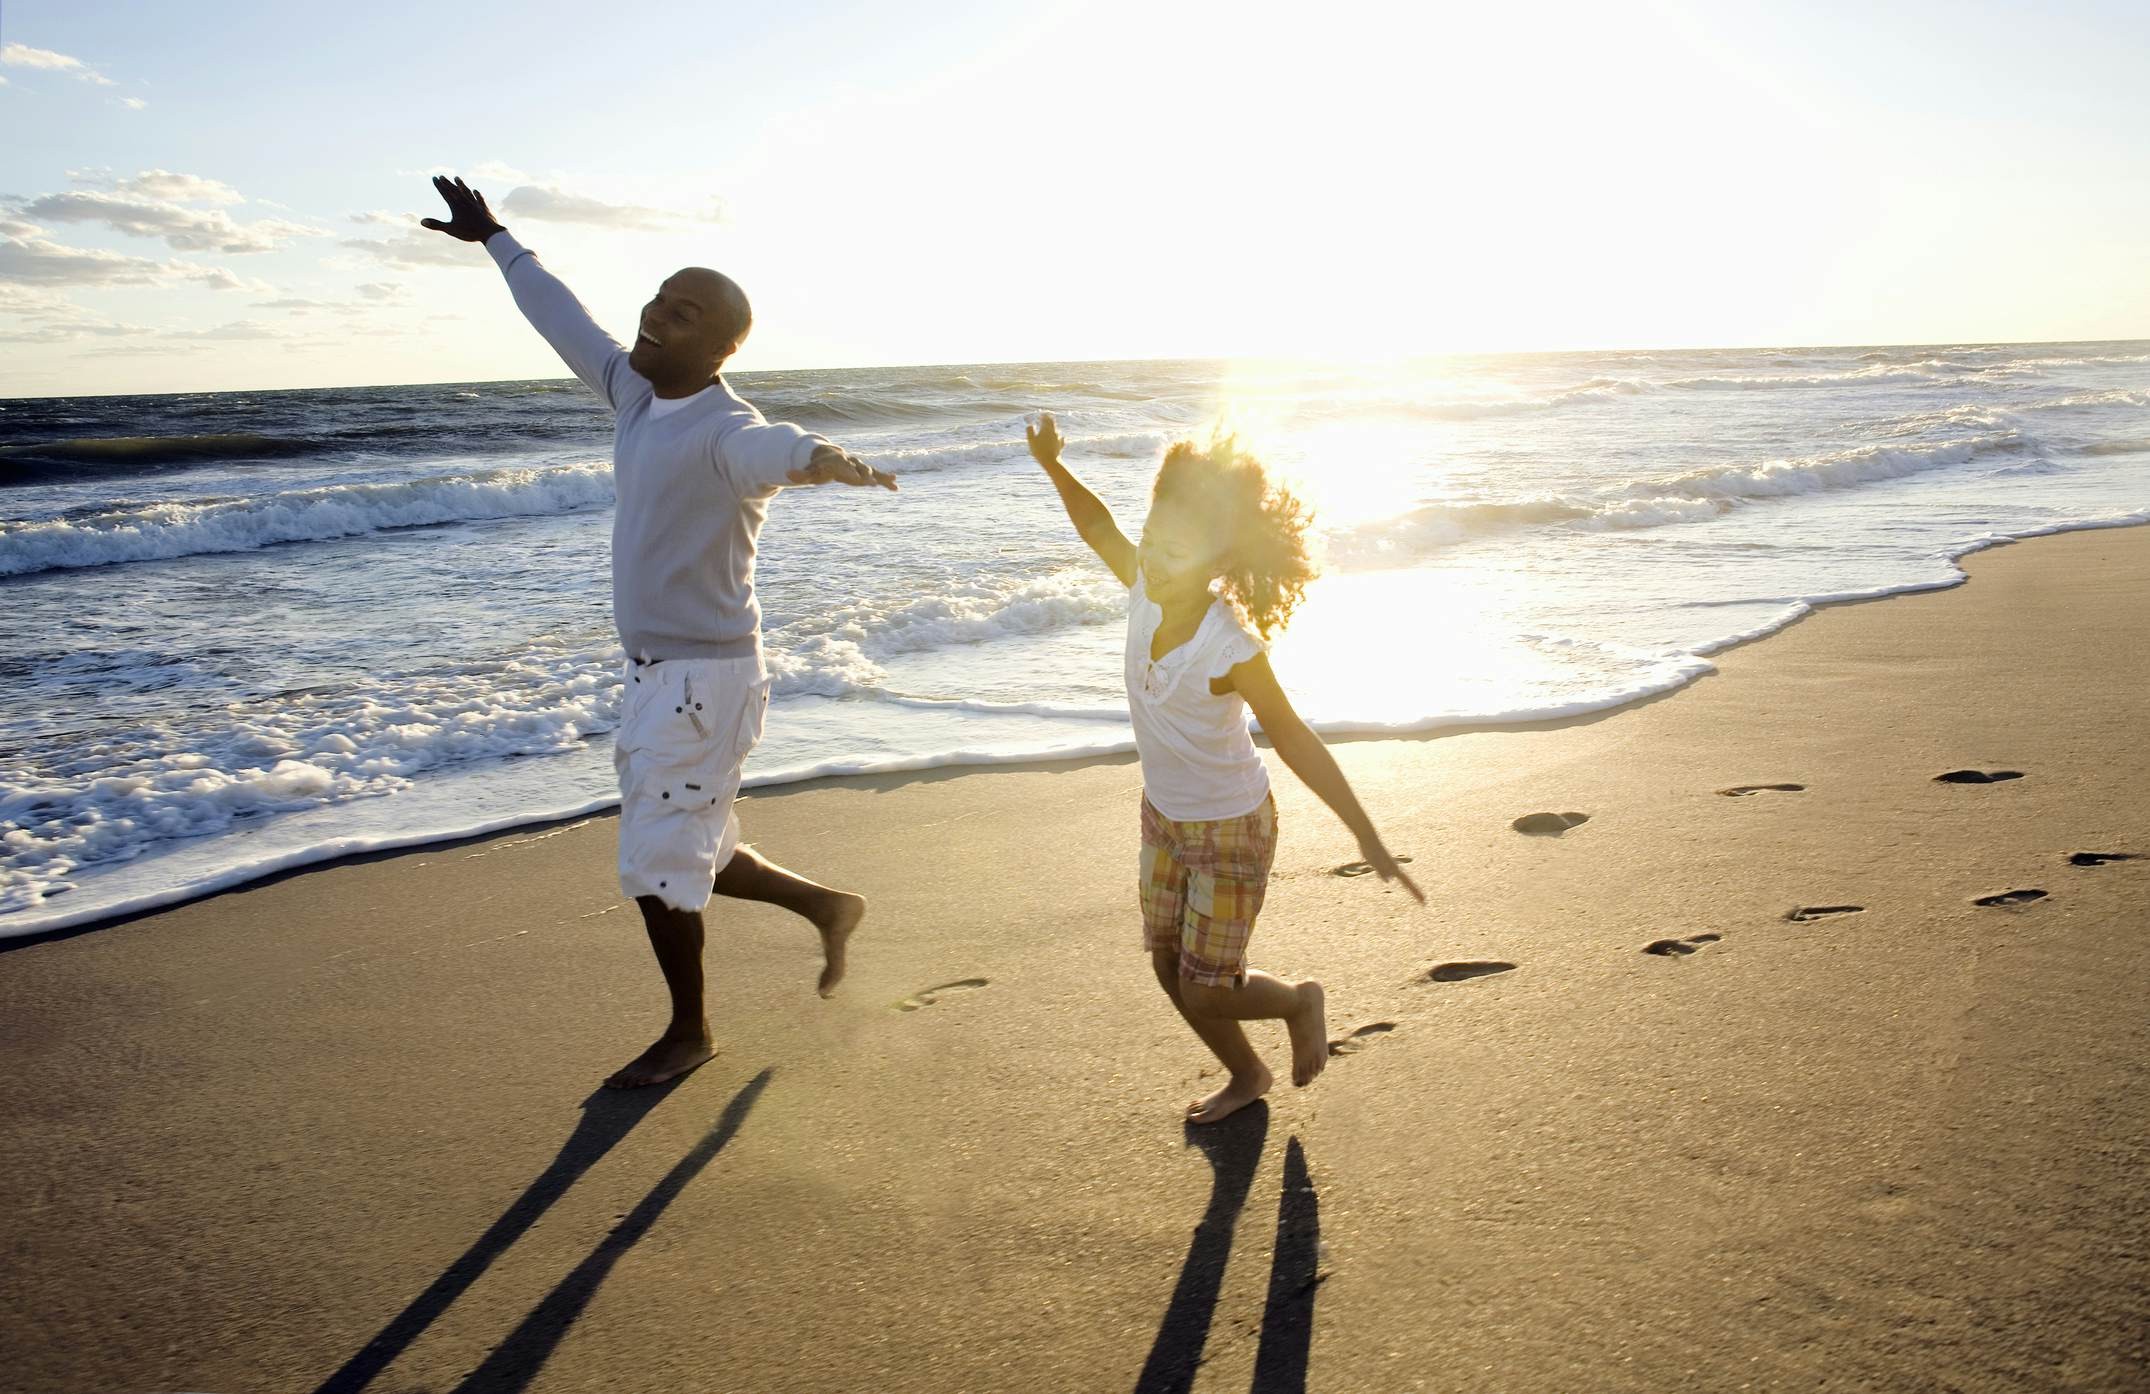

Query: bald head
left=629, top=266, right=754, bottom=394
left=676, top=267, right=752, bottom=357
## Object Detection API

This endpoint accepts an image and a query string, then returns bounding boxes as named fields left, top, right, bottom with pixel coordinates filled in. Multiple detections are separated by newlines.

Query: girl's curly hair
left=1151, top=435, right=1316, bottom=639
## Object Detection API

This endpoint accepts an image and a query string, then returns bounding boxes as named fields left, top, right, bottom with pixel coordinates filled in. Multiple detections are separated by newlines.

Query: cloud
left=1, top=41, right=115, bottom=84
left=340, top=228, right=479, bottom=269
left=169, top=319, right=283, bottom=341
left=0, top=234, right=178, bottom=286
left=75, top=320, right=324, bottom=356
left=355, top=281, right=408, bottom=302
left=119, top=96, right=146, bottom=111
left=91, top=170, right=247, bottom=205
left=0, top=232, right=262, bottom=290
left=499, top=183, right=725, bottom=230
left=189, top=266, right=276, bottom=293
left=0, top=316, right=140, bottom=344
left=349, top=209, right=409, bottom=226
left=15, top=189, right=320, bottom=254
left=252, top=293, right=375, bottom=317
left=0, top=286, right=148, bottom=343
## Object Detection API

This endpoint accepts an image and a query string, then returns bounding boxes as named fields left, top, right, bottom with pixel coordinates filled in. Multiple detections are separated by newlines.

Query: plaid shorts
left=1139, top=792, right=1279, bottom=987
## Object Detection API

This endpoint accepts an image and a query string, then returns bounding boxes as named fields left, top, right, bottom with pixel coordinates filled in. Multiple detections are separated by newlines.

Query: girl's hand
left=1025, top=411, right=1064, bottom=466
left=1360, top=839, right=1425, bottom=904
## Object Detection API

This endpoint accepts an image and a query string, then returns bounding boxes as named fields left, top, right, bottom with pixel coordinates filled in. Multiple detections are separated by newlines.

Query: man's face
left=629, top=269, right=735, bottom=383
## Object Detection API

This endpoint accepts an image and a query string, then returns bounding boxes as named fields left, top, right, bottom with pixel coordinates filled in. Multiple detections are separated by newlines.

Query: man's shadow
left=314, top=1068, right=772, bottom=1394
left=1133, top=1105, right=1323, bottom=1394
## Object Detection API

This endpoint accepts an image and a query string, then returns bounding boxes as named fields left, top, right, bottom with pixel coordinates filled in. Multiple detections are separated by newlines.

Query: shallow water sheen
left=3, top=345, right=2146, bottom=933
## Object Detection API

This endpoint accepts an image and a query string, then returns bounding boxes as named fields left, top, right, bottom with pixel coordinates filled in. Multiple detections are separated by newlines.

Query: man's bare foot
left=811, top=890, right=866, bottom=998
left=1286, top=980, right=1328, bottom=1087
left=603, top=1034, right=714, bottom=1089
left=1188, top=1062, right=1272, bottom=1125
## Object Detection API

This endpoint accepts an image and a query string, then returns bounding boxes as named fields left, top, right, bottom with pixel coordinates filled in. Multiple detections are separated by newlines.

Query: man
left=423, top=174, right=895, bottom=1088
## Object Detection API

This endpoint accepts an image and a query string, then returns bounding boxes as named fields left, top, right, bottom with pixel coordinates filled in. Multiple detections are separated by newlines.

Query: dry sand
left=3, top=525, right=2147, bottom=1394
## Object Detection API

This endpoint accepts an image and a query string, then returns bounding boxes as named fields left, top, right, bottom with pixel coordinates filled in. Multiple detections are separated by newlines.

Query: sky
left=2, top=0, right=2147, bottom=396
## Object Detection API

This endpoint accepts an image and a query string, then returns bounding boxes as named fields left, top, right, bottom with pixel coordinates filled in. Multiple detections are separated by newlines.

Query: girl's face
left=1139, top=500, right=1225, bottom=597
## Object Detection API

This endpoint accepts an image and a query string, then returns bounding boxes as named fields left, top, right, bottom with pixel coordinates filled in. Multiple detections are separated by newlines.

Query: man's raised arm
left=422, top=175, right=630, bottom=410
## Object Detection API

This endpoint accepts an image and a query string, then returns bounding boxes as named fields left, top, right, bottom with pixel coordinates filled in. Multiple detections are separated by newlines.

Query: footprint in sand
left=1973, top=889, right=2048, bottom=908
left=893, top=978, right=989, bottom=1012
left=1333, top=854, right=1415, bottom=878
left=1512, top=811, right=1590, bottom=836
left=1718, top=783, right=1805, bottom=797
left=1785, top=905, right=1864, bottom=922
left=2068, top=852, right=2138, bottom=867
left=1642, top=933, right=1723, bottom=956
left=1422, top=960, right=1517, bottom=983
left=1934, top=769, right=2024, bottom=784
left=1327, top=1022, right=1397, bottom=1057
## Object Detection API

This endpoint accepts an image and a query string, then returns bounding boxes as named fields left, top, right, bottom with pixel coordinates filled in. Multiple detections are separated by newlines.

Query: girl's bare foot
left=1286, top=980, right=1328, bottom=1087
left=812, top=891, right=866, bottom=997
left=1188, top=1062, right=1273, bottom=1125
left=603, top=1034, right=714, bottom=1089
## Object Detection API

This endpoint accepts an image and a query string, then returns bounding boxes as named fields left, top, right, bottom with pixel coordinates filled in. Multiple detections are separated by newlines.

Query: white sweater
left=485, top=233, right=830, bottom=661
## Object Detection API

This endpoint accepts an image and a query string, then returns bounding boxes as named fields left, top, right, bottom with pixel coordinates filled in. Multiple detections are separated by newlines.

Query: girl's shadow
left=1134, top=1104, right=1323, bottom=1394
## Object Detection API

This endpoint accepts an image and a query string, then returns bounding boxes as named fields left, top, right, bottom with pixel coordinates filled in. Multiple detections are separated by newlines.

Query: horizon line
left=5, top=333, right=2147, bottom=403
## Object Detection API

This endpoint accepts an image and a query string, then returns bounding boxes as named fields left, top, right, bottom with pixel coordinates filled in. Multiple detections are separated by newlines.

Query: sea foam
left=0, top=461, right=615, bottom=577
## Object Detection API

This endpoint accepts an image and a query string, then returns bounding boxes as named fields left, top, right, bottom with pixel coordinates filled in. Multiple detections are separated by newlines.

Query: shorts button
left=661, top=790, right=670, bottom=800
left=675, top=705, right=683, bottom=713
left=658, top=879, right=666, bottom=888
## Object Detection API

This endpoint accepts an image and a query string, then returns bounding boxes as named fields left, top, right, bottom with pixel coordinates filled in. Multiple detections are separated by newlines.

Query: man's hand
left=789, top=443, right=898, bottom=491
left=420, top=175, right=506, bottom=243
left=1358, top=837, right=1426, bottom=904
left=1025, top=411, right=1064, bottom=467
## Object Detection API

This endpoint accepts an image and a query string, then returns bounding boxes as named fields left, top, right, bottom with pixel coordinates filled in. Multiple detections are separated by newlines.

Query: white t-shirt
left=1125, top=576, right=1271, bottom=821
left=645, top=386, right=715, bottom=419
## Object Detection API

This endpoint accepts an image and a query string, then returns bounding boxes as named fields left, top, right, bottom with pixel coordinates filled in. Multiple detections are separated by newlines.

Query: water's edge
left=7, top=511, right=2141, bottom=948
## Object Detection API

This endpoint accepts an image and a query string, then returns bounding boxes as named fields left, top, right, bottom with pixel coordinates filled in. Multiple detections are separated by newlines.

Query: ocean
left=3, top=345, right=2146, bottom=938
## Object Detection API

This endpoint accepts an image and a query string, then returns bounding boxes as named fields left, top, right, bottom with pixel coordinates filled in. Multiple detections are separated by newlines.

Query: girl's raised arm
left=1026, top=411, right=1137, bottom=587
left=1230, top=651, right=1425, bottom=902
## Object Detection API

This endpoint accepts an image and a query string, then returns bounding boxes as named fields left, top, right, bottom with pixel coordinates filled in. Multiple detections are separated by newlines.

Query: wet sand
left=3, top=525, right=2147, bottom=1394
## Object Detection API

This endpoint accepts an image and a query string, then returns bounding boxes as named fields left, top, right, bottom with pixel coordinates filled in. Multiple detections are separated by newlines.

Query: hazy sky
left=3, top=0, right=2146, bottom=396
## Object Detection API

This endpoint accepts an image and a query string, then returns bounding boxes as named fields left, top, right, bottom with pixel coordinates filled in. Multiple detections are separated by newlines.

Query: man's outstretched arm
left=717, top=417, right=899, bottom=496
left=423, top=175, right=629, bottom=409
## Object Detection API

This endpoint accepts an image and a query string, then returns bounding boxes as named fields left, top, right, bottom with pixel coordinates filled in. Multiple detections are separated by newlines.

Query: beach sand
left=4, top=525, right=2147, bottom=1394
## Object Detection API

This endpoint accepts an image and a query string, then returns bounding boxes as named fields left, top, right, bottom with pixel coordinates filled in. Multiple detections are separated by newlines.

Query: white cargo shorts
left=613, top=655, right=771, bottom=912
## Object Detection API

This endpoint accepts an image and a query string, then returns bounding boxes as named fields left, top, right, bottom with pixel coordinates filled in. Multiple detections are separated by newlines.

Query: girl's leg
left=1181, top=970, right=1329, bottom=1092
left=1153, top=946, right=1273, bottom=1122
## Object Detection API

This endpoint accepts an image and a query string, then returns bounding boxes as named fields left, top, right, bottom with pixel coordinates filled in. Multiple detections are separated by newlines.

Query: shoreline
left=5, top=520, right=2148, bottom=1392
left=9, top=510, right=2145, bottom=948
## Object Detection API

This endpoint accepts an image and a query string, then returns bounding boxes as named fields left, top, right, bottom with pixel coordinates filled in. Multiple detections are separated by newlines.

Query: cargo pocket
left=731, top=677, right=772, bottom=767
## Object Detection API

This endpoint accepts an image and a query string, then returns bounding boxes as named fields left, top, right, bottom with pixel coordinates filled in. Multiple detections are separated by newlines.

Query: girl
left=1027, top=412, right=1423, bottom=1124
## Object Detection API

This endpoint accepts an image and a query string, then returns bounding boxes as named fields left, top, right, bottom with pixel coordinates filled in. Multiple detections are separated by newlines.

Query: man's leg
left=604, top=896, right=715, bottom=1089
left=712, top=844, right=866, bottom=997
